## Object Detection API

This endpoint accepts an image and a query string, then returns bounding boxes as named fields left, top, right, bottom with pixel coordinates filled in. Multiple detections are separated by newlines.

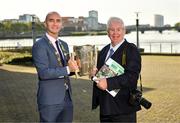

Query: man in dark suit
left=32, top=11, right=79, bottom=122
left=91, top=17, right=141, bottom=122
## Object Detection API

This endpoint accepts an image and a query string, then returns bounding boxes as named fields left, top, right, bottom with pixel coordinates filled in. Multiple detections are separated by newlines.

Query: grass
left=0, top=48, right=31, bottom=65
left=0, top=55, right=180, bottom=122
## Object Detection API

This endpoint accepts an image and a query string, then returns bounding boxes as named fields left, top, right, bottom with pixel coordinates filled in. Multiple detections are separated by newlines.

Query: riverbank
left=0, top=31, right=107, bottom=39
left=0, top=55, right=180, bottom=122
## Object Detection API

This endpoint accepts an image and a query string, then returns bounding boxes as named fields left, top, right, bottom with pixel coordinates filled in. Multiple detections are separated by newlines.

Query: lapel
left=101, top=40, right=128, bottom=62
left=42, top=35, right=57, bottom=53
left=101, top=39, right=128, bottom=66
left=42, top=35, right=64, bottom=66
left=58, top=39, right=69, bottom=62
left=101, top=44, right=111, bottom=64
left=111, top=39, right=128, bottom=60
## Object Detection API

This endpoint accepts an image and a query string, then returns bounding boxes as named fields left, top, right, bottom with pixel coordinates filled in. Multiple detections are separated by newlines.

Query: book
left=93, top=58, right=124, bottom=97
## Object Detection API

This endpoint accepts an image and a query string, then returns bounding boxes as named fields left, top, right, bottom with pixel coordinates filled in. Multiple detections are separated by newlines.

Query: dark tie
left=106, top=48, right=114, bottom=61
left=55, top=40, right=66, bottom=66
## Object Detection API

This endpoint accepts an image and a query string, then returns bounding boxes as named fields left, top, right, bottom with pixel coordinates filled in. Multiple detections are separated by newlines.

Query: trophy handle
left=70, top=52, right=79, bottom=79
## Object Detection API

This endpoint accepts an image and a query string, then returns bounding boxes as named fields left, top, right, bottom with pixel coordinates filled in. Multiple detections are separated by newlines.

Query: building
left=62, top=10, right=105, bottom=31
left=19, top=14, right=40, bottom=23
left=86, top=10, right=99, bottom=30
left=62, top=16, right=87, bottom=32
left=154, top=14, right=164, bottom=27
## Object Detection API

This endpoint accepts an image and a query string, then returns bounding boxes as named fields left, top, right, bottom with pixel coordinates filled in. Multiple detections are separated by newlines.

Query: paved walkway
left=0, top=65, right=38, bottom=122
left=0, top=64, right=98, bottom=122
left=0, top=55, right=180, bottom=122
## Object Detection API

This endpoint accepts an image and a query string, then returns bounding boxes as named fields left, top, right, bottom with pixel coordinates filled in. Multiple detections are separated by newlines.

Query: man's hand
left=96, top=78, right=107, bottom=90
left=90, top=67, right=98, bottom=77
left=68, top=59, right=79, bottom=72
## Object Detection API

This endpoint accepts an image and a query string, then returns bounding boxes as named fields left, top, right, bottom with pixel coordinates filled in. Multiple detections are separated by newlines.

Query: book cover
left=93, top=58, right=124, bottom=97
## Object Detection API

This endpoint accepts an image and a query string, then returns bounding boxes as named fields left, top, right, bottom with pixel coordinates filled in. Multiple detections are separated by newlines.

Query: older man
left=91, top=17, right=142, bottom=122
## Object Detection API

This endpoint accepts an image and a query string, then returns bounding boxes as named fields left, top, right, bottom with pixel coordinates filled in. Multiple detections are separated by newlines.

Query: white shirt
left=46, top=33, right=58, bottom=51
left=105, top=39, right=125, bottom=61
left=46, top=33, right=70, bottom=75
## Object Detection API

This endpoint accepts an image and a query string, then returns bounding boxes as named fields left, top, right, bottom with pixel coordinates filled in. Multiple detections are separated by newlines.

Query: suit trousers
left=39, top=90, right=73, bottom=122
left=100, top=112, right=136, bottom=123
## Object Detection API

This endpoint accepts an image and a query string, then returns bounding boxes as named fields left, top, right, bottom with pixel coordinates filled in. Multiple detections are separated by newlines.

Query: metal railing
left=140, top=42, right=180, bottom=53
left=0, top=42, right=180, bottom=53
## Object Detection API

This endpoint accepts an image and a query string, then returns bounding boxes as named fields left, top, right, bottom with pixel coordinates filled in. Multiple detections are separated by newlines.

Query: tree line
left=0, top=22, right=44, bottom=35
left=175, top=22, right=180, bottom=28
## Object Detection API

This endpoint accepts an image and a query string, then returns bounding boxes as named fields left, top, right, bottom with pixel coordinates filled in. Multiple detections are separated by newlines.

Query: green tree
left=36, top=22, right=44, bottom=31
left=175, top=22, right=180, bottom=32
left=11, top=23, right=29, bottom=34
left=0, top=23, right=4, bottom=31
left=3, top=22, right=12, bottom=33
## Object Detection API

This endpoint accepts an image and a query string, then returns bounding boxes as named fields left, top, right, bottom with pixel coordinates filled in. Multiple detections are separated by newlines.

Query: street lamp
left=32, top=15, right=36, bottom=45
left=135, top=12, right=140, bottom=49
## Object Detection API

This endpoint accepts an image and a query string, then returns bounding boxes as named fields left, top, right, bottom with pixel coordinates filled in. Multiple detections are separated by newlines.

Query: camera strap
left=121, top=43, right=143, bottom=93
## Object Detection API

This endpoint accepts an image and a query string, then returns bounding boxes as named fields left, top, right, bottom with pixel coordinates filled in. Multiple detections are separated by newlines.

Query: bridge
left=0, top=26, right=179, bottom=39
left=125, top=25, right=180, bottom=34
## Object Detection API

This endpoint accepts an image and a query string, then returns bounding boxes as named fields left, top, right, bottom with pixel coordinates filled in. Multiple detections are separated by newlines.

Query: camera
left=129, top=89, right=152, bottom=109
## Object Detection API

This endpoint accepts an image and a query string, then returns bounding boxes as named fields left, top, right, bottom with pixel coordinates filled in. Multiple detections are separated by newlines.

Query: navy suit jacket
left=32, top=35, right=72, bottom=107
left=92, top=39, right=141, bottom=115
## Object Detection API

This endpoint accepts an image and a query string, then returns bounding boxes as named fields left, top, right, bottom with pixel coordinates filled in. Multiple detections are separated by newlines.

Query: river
left=0, top=30, right=180, bottom=53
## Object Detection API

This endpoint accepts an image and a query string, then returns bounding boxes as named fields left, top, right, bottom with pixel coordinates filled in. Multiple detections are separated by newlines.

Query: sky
left=0, top=0, right=179, bottom=26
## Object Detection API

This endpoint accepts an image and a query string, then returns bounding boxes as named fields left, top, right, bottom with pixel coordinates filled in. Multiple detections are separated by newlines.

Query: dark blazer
left=92, top=39, right=141, bottom=115
left=32, top=35, right=72, bottom=106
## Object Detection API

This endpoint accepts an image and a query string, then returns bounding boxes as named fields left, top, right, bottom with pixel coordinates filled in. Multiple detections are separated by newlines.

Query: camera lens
left=140, top=97, right=152, bottom=109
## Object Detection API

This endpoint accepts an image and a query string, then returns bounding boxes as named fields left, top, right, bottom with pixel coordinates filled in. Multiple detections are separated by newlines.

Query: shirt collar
left=46, top=33, right=58, bottom=44
left=110, top=39, right=125, bottom=52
